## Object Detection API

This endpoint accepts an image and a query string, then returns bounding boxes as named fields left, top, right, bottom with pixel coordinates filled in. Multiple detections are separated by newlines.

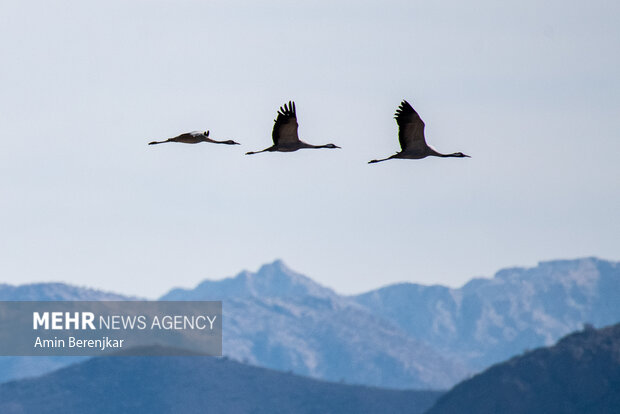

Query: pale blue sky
left=1, top=0, right=618, bottom=298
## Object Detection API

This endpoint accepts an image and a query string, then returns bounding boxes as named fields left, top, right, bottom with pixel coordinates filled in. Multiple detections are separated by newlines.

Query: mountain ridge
left=162, top=260, right=468, bottom=389
left=354, top=257, right=620, bottom=369
left=0, top=282, right=136, bottom=301
left=163, top=259, right=341, bottom=302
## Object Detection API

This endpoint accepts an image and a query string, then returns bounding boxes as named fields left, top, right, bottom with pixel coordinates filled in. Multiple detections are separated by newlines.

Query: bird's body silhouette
left=245, top=101, right=340, bottom=155
left=148, top=131, right=239, bottom=146
left=369, top=100, right=470, bottom=163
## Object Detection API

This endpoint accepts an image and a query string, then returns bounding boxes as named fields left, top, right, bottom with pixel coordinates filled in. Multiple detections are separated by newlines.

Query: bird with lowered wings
left=148, top=130, right=240, bottom=146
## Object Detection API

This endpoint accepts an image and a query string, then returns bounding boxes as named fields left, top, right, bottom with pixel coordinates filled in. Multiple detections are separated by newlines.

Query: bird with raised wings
left=369, top=100, right=470, bottom=163
left=148, top=130, right=240, bottom=146
left=245, top=101, right=340, bottom=155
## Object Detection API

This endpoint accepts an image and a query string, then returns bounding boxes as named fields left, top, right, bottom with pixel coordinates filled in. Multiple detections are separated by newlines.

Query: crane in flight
left=148, top=131, right=240, bottom=146
left=369, top=100, right=470, bottom=163
left=245, top=101, right=340, bottom=155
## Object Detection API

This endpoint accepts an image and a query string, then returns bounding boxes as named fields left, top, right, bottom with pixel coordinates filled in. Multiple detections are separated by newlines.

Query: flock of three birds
left=148, top=100, right=470, bottom=163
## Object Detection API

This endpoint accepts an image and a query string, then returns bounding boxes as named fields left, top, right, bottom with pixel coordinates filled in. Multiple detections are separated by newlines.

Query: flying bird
left=148, top=131, right=240, bottom=146
left=368, top=100, right=470, bottom=163
left=245, top=101, right=340, bottom=155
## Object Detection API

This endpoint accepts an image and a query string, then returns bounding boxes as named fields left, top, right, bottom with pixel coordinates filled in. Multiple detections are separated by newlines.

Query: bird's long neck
left=148, top=139, right=169, bottom=145
left=368, top=155, right=394, bottom=164
left=426, top=147, right=460, bottom=157
left=303, top=143, right=334, bottom=149
left=438, top=152, right=463, bottom=157
left=245, top=147, right=273, bottom=155
left=209, top=139, right=229, bottom=144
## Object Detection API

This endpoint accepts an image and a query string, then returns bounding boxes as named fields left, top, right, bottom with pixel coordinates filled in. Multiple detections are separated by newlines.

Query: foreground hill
left=161, top=260, right=468, bottom=389
left=355, top=257, right=620, bottom=369
left=426, top=323, right=620, bottom=414
left=0, top=351, right=443, bottom=414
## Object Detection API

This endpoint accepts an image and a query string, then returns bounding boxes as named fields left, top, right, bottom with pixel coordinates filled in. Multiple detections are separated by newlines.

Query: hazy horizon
left=1, top=0, right=619, bottom=298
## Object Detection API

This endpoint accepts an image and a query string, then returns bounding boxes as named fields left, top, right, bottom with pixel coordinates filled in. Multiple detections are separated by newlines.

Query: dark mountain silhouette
left=426, top=322, right=620, bottom=414
left=355, top=257, right=620, bottom=369
left=0, top=349, right=443, bottom=414
left=162, top=260, right=469, bottom=389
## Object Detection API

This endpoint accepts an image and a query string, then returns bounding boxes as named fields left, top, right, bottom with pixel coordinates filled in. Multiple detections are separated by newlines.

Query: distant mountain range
left=355, top=257, right=620, bottom=369
left=426, top=322, right=620, bottom=414
left=0, top=348, right=442, bottom=414
left=0, top=257, right=618, bottom=390
left=161, top=260, right=469, bottom=389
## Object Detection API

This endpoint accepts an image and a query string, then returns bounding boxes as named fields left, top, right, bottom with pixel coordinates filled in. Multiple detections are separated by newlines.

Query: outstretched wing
left=173, top=132, right=197, bottom=140
left=395, top=100, right=427, bottom=152
left=272, top=101, right=300, bottom=145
